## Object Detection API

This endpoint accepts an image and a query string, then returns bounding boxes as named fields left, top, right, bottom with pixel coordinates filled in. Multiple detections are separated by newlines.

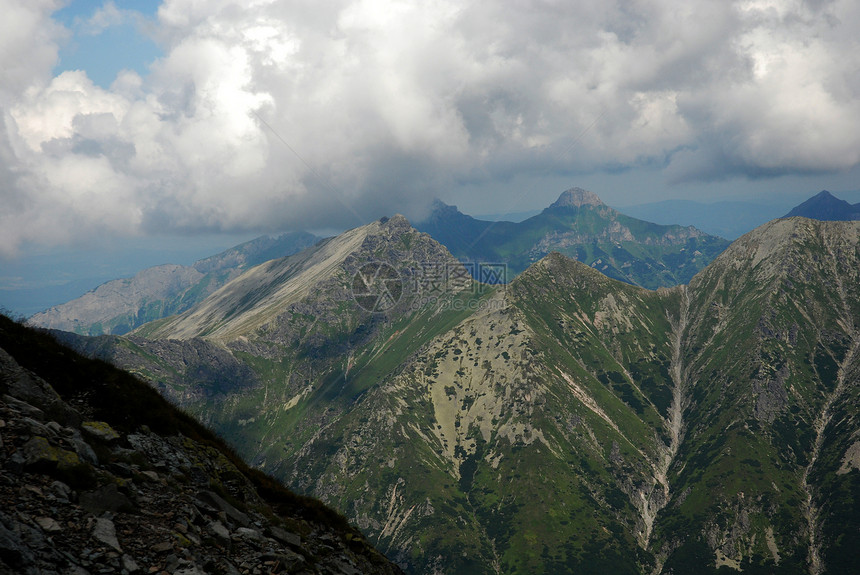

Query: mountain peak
left=139, top=215, right=460, bottom=341
left=549, top=187, right=605, bottom=209
left=693, top=218, right=860, bottom=291
left=425, top=199, right=468, bottom=221
left=378, top=213, right=412, bottom=230
left=784, top=190, right=860, bottom=221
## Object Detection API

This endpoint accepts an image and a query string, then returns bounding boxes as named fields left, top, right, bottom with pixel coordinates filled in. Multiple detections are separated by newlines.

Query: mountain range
left=416, top=187, right=730, bottom=288
left=52, top=210, right=860, bottom=574
left=28, top=231, right=318, bottom=336
left=30, top=188, right=729, bottom=337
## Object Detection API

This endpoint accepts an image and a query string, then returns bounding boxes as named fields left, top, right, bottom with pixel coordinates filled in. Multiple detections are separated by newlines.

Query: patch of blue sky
left=52, top=0, right=163, bottom=89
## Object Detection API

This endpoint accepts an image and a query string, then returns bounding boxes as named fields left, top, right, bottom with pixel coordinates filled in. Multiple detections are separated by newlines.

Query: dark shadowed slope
left=0, top=313, right=402, bottom=575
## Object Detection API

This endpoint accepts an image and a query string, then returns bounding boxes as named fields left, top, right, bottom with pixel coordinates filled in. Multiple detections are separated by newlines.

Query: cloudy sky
left=2, top=0, right=860, bottom=263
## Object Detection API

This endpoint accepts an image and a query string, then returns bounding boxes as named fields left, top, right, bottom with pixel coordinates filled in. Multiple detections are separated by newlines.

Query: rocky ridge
left=548, top=187, right=605, bottom=208
left=0, top=314, right=401, bottom=575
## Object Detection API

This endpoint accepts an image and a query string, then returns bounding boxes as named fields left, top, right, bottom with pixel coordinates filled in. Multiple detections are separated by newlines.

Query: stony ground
left=0, top=340, right=402, bottom=575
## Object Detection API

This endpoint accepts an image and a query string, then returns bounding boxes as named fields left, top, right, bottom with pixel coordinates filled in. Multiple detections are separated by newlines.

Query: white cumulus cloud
left=1, top=0, right=859, bottom=256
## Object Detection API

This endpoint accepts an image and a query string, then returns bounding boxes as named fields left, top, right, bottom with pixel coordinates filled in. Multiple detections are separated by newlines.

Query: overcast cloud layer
left=2, top=0, right=859, bottom=256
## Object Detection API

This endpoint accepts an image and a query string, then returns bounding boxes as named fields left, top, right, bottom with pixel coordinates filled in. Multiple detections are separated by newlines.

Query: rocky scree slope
left=60, top=217, right=860, bottom=574
left=0, top=313, right=401, bottom=575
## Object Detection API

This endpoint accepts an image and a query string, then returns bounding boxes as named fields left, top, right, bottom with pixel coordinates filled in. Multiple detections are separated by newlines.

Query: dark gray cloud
left=1, top=0, right=859, bottom=256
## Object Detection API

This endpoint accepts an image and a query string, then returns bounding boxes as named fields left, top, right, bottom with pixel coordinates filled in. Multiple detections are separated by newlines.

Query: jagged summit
left=428, top=198, right=458, bottom=213
left=423, top=198, right=486, bottom=225
left=783, top=190, right=860, bottom=221
left=378, top=213, right=411, bottom=227
left=548, top=187, right=605, bottom=209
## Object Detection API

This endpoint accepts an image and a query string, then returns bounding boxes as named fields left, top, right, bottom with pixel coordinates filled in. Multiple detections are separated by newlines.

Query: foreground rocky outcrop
left=0, top=314, right=401, bottom=575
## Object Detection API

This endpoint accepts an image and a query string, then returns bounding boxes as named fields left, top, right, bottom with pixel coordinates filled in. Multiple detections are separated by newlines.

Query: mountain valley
left=50, top=210, right=860, bottom=574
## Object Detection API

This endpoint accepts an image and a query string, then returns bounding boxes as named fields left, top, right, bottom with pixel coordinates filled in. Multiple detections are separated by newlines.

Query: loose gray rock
left=92, top=517, right=122, bottom=553
left=121, top=553, right=140, bottom=573
left=35, top=517, right=62, bottom=533
left=207, top=520, right=231, bottom=544
left=195, top=490, right=251, bottom=527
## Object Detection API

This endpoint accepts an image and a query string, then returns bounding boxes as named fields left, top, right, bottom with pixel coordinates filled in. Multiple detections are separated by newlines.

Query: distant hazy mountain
left=61, top=214, right=860, bottom=574
left=783, top=190, right=860, bottom=221
left=473, top=208, right=542, bottom=222
left=616, top=199, right=787, bottom=239
left=29, top=231, right=319, bottom=335
left=416, top=187, right=730, bottom=289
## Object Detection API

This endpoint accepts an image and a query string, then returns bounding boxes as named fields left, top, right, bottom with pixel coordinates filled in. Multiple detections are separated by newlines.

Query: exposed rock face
left=548, top=187, right=606, bottom=208
left=0, top=316, right=402, bottom=575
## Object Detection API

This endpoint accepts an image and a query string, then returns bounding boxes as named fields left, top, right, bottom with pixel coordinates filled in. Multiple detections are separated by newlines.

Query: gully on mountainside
left=801, top=236, right=860, bottom=575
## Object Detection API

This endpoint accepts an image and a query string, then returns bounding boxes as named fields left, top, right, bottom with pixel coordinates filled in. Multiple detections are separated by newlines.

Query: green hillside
left=59, top=216, right=860, bottom=574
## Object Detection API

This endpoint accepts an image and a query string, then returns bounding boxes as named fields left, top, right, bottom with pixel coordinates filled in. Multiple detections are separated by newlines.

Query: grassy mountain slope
left=60, top=216, right=860, bottom=574
left=58, top=216, right=485, bottom=471
left=652, top=218, right=860, bottom=573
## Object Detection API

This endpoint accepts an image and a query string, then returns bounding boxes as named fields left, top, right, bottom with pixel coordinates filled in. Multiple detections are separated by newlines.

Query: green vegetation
left=54, top=217, right=860, bottom=574
left=416, top=195, right=730, bottom=288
